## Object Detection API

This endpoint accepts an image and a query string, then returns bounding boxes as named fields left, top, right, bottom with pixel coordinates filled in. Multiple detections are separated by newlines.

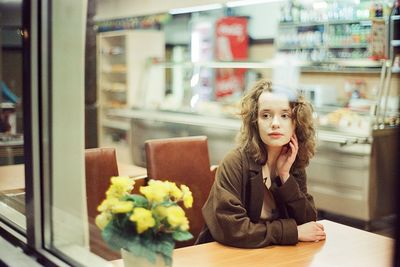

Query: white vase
left=121, top=249, right=168, bottom=267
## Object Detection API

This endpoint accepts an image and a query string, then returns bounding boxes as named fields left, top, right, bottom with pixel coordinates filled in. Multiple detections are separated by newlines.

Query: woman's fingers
left=316, top=223, right=324, bottom=230
left=317, top=230, right=326, bottom=236
left=313, top=231, right=326, bottom=242
left=291, top=135, right=299, bottom=151
left=291, top=136, right=299, bottom=151
left=288, top=142, right=296, bottom=159
left=280, top=146, right=288, bottom=157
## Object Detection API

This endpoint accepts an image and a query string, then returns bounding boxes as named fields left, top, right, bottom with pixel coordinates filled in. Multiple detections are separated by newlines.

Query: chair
left=144, top=136, right=215, bottom=248
left=85, top=147, right=146, bottom=260
left=85, top=147, right=120, bottom=260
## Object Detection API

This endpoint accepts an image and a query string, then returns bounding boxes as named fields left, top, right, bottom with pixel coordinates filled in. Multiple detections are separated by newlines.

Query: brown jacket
left=196, top=148, right=317, bottom=248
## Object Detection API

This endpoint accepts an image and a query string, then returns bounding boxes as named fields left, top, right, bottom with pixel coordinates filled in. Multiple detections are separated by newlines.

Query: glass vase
left=121, top=248, right=168, bottom=267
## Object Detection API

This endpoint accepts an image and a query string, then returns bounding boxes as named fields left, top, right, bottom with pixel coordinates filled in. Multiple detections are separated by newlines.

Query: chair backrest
left=145, top=136, right=214, bottom=247
left=85, top=147, right=120, bottom=260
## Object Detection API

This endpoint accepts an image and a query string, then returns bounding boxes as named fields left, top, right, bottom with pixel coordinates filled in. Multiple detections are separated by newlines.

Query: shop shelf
left=101, top=119, right=130, bottom=131
left=278, top=21, right=325, bottom=28
left=277, top=45, right=324, bottom=50
left=327, top=44, right=369, bottom=49
left=328, top=19, right=372, bottom=25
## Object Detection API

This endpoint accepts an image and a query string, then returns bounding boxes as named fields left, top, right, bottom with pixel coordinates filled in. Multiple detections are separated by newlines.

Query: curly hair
left=237, top=79, right=316, bottom=169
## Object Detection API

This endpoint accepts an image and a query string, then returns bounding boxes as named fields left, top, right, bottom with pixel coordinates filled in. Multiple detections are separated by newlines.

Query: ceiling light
left=226, top=0, right=285, bottom=8
left=169, top=4, right=223, bottom=15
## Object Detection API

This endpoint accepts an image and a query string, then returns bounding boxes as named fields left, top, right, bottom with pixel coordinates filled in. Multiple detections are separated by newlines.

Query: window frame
left=0, top=0, right=89, bottom=266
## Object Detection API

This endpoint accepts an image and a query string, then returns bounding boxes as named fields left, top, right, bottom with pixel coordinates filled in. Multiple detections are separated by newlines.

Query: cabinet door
left=307, top=141, right=371, bottom=220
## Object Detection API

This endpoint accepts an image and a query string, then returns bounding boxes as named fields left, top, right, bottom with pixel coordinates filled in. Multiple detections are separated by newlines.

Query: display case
left=276, top=18, right=388, bottom=70
left=109, top=58, right=398, bottom=224
left=275, top=0, right=395, bottom=72
left=97, top=31, right=130, bottom=162
left=307, top=104, right=396, bottom=223
left=96, top=30, right=165, bottom=162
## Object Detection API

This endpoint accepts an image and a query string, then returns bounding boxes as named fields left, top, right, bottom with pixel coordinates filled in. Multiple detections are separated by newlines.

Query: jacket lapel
left=247, top=156, right=264, bottom=222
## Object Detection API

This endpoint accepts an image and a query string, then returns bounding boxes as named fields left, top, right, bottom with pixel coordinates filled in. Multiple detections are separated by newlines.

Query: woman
left=196, top=79, right=326, bottom=248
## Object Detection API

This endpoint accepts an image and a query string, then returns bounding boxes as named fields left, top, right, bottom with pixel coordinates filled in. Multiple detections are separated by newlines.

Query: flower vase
left=121, top=249, right=168, bottom=267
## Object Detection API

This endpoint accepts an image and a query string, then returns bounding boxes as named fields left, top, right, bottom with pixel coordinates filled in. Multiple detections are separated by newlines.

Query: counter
left=108, top=109, right=241, bottom=166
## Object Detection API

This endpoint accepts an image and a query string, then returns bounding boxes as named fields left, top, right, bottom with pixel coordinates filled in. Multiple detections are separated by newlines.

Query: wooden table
left=0, top=164, right=25, bottom=192
left=112, top=220, right=394, bottom=267
left=117, top=162, right=147, bottom=178
left=0, top=163, right=147, bottom=193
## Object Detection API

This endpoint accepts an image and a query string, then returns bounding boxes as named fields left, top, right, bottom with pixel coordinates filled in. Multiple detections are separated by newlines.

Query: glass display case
left=107, top=57, right=399, bottom=224
left=276, top=19, right=375, bottom=64
left=139, top=59, right=278, bottom=117
left=276, top=0, right=395, bottom=72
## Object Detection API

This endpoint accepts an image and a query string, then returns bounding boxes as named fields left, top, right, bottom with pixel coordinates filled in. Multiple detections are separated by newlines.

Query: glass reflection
left=0, top=0, right=25, bottom=231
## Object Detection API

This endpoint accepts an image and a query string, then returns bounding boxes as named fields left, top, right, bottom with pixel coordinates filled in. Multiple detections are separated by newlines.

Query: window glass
left=0, top=0, right=26, bottom=232
left=42, top=0, right=110, bottom=265
left=0, top=0, right=394, bottom=266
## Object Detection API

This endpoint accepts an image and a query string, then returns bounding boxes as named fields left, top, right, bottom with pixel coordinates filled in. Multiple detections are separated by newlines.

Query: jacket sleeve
left=271, top=168, right=318, bottom=225
left=202, top=150, right=298, bottom=248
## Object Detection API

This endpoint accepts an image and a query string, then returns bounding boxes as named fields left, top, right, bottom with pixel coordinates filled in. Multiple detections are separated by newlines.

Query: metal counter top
left=107, top=109, right=241, bottom=131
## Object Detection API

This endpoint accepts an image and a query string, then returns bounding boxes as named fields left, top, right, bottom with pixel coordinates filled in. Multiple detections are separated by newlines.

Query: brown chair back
left=145, top=136, right=214, bottom=248
left=85, top=147, right=120, bottom=260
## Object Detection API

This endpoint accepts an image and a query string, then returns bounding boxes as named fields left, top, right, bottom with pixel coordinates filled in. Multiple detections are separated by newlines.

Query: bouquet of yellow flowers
left=95, top=176, right=194, bottom=266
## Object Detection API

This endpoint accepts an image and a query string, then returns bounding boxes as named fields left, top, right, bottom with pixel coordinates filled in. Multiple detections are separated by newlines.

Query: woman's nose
left=271, top=116, right=280, bottom=128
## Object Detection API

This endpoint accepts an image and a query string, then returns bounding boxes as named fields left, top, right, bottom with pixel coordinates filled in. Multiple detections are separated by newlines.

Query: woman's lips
left=268, top=133, right=283, bottom=139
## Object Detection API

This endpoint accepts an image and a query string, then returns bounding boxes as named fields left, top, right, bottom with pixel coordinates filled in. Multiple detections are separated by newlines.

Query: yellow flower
left=97, top=197, right=119, bottom=212
left=111, top=200, right=134, bottom=214
left=106, top=176, right=135, bottom=199
left=181, top=184, right=193, bottom=208
left=165, top=206, right=189, bottom=231
left=140, top=180, right=169, bottom=203
left=165, top=181, right=183, bottom=200
left=154, top=205, right=168, bottom=219
left=129, top=207, right=156, bottom=234
left=179, top=217, right=189, bottom=231
left=95, top=212, right=112, bottom=230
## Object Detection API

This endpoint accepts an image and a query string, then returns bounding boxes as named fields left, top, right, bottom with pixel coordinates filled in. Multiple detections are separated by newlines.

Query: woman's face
left=257, top=92, right=295, bottom=148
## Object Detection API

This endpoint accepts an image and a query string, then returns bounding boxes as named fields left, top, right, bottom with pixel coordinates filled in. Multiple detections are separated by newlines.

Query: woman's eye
left=263, top=113, right=271, bottom=119
left=282, top=113, right=291, bottom=119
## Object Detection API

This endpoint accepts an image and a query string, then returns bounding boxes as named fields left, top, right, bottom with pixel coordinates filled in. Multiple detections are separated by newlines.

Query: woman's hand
left=297, top=221, right=326, bottom=242
left=276, top=134, right=298, bottom=183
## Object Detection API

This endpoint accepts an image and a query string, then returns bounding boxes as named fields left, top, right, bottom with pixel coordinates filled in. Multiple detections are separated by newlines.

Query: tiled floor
left=318, top=210, right=396, bottom=238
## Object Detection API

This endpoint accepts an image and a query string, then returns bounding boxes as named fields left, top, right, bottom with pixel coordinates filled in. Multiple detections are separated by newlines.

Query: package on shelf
left=110, top=64, right=127, bottom=73
left=318, top=107, right=370, bottom=132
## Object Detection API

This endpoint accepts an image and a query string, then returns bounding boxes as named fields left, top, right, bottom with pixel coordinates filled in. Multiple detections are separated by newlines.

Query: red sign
left=215, top=17, right=248, bottom=99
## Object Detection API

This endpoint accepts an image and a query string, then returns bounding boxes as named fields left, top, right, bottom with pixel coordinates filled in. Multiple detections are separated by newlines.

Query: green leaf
left=102, top=220, right=137, bottom=251
left=122, top=194, right=148, bottom=207
left=154, top=234, right=174, bottom=255
left=172, top=230, right=193, bottom=241
left=101, top=220, right=175, bottom=267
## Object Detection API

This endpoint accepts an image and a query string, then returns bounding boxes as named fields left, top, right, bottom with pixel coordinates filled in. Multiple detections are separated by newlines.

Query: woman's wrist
left=279, top=173, right=290, bottom=183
